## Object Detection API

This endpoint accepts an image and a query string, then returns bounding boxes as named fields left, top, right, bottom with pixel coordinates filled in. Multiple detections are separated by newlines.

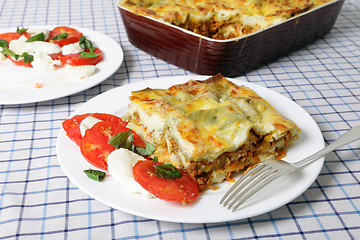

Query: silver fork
left=220, top=126, right=360, bottom=211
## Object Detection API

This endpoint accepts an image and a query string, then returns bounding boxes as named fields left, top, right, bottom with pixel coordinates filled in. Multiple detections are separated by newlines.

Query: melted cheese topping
left=124, top=74, right=299, bottom=163
left=119, top=0, right=333, bottom=39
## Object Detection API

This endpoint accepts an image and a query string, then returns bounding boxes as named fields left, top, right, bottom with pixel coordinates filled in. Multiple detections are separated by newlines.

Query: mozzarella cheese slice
left=62, top=42, right=83, bottom=55
left=107, top=148, right=153, bottom=198
left=79, top=116, right=102, bottom=137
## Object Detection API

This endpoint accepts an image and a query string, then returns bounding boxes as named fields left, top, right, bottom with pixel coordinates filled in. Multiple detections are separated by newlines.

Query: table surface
left=0, top=0, right=359, bottom=239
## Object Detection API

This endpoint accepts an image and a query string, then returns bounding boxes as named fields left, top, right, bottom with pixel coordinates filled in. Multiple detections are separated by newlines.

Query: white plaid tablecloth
left=0, top=0, right=359, bottom=239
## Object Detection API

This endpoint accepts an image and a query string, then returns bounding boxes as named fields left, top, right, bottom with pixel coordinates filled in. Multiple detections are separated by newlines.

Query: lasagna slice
left=119, top=0, right=332, bottom=40
left=123, top=74, right=300, bottom=190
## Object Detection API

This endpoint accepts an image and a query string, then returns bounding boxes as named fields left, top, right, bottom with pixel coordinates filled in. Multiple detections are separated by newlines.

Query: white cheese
left=107, top=148, right=153, bottom=198
left=66, top=65, right=96, bottom=79
left=9, top=36, right=61, bottom=55
left=128, top=105, right=166, bottom=133
left=62, top=42, right=83, bottom=55
left=26, top=41, right=62, bottom=55
left=27, top=28, right=50, bottom=40
left=8, top=36, right=28, bottom=55
left=79, top=116, right=102, bottom=137
left=31, top=52, right=57, bottom=72
left=253, top=122, right=275, bottom=135
left=0, top=47, right=5, bottom=61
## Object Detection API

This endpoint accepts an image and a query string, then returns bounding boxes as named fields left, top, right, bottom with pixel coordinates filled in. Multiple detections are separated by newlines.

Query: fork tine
left=225, top=165, right=276, bottom=209
left=221, top=163, right=271, bottom=206
left=220, top=163, right=266, bottom=204
left=229, top=168, right=279, bottom=211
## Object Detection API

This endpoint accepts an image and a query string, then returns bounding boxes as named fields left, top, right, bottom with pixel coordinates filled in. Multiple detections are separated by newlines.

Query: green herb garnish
left=108, top=131, right=156, bottom=156
left=84, top=169, right=106, bottom=182
left=21, top=52, right=34, bottom=63
left=0, top=39, right=8, bottom=48
left=78, top=36, right=101, bottom=58
left=154, top=164, right=182, bottom=179
left=52, top=32, right=68, bottom=40
left=79, top=51, right=100, bottom=59
left=136, top=142, right=156, bottom=156
left=26, top=32, right=45, bottom=42
left=79, top=36, right=96, bottom=53
left=108, top=131, right=135, bottom=151
left=0, top=46, right=13, bottom=57
left=16, top=27, right=28, bottom=34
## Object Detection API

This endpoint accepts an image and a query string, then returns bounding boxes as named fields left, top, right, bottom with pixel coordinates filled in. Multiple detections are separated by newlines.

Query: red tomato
left=62, top=114, right=90, bottom=146
left=62, top=113, right=128, bottom=146
left=80, top=121, right=117, bottom=170
left=50, top=52, right=62, bottom=61
left=130, top=131, right=146, bottom=148
left=133, top=160, right=199, bottom=202
left=0, top=32, right=30, bottom=44
left=7, top=54, right=33, bottom=67
left=90, top=113, right=128, bottom=126
left=48, top=26, right=83, bottom=47
left=59, top=48, right=103, bottom=66
left=80, top=120, right=145, bottom=170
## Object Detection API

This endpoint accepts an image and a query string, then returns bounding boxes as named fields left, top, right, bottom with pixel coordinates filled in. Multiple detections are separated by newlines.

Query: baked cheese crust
left=123, top=74, right=300, bottom=189
left=119, top=0, right=333, bottom=40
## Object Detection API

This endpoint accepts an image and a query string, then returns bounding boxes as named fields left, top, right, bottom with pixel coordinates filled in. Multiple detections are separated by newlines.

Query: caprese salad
left=0, top=26, right=103, bottom=86
left=62, top=113, right=199, bottom=203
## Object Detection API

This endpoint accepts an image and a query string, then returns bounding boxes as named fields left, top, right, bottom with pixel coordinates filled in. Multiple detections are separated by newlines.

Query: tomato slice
left=7, top=54, right=33, bottom=67
left=133, top=160, right=199, bottom=202
left=0, top=32, right=30, bottom=45
left=62, top=113, right=128, bottom=146
left=48, top=26, right=83, bottom=47
left=130, top=131, right=146, bottom=148
left=50, top=52, right=62, bottom=61
left=62, top=114, right=90, bottom=146
left=59, top=48, right=103, bottom=66
left=80, top=120, right=145, bottom=170
left=80, top=121, right=117, bottom=170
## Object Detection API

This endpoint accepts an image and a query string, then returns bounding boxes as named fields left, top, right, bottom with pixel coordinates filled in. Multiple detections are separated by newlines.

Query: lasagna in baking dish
left=119, top=0, right=333, bottom=40
left=123, top=74, right=300, bottom=190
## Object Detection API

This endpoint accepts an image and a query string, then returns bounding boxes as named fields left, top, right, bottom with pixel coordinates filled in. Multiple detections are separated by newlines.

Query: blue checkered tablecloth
left=0, top=0, right=359, bottom=239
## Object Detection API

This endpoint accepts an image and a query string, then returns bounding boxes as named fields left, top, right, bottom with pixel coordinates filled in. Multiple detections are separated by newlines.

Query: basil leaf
left=0, top=39, right=8, bottom=48
left=79, top=51, right=100, bottom=59
left=2, top=47, right=15, bottom=57
left=0, top=44, right=17, bottom=58
left=79, top=36, right=96, bottom=53
left=108, top=131, right=135, bottom=151
left=52, top=32, right=68, bottom=40
left=136, top=142, right=156, bottom=156
left=21, top=52, right=34, bottom=63
left=17, top=27, right=28, bottom=34
left=151, top=156, right=159, bottom=162
left=154, top=164, right=182, bottom=179
left=26, top=32, right=45, bottom=42
left=83, top=169, right=106, bottom=182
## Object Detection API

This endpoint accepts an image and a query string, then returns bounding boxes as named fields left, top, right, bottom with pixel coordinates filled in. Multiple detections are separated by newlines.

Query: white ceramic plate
left=56, top=75, right=324, bottom=223
left=0, top=25, right=123, bottom=105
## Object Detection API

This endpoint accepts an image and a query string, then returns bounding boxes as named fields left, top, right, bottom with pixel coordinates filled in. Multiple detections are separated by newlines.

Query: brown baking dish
left=118, top=0, right=344, bottom=77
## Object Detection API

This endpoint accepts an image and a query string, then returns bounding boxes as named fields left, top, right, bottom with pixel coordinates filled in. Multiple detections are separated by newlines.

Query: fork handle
left=294, top=126, right=360, bottom=168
